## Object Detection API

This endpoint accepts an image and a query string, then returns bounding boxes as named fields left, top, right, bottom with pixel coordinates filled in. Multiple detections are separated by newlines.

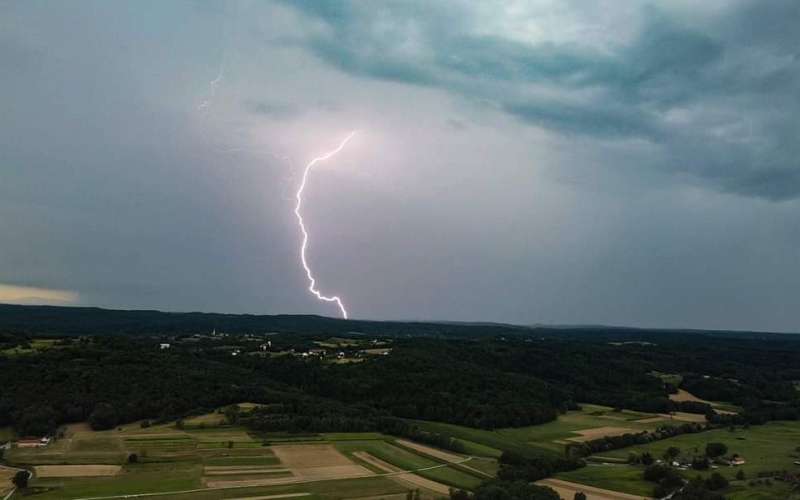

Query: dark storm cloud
left=282, top=0, right=800, bottom=200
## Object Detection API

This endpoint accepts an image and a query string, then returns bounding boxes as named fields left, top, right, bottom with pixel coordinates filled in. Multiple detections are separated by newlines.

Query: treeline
left=377, top=418, right=467, bottom=453
left=237, top=398, right=380, bottom=434
left=709, top=402, right=800, bottom=426
left=682, top=374, right=797, bottom=407
left=237, top=405, right=466, bottom=453
left=496, top=450, right=583, bottom=483
left=451, top=481, right=560, bottom=500
left=566, top=422, right=707, bottom=456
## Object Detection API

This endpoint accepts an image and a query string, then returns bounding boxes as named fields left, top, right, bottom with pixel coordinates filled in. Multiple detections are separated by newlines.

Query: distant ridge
left=0, top=303, right=795, bottom=339
left=0, top=303, right=524, bottom=337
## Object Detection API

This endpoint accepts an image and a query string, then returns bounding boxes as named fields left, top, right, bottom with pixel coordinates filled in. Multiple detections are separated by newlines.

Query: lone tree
left=664, top=446, right=681, bottom=461
left=12, top=470, right=29, bottom=489
left=574, top=493, right=587, bottom=500
left=705, top=442, right=728, bottom=458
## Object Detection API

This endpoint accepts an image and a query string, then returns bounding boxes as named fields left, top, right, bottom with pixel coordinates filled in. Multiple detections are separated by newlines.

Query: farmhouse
left=16, top=436, right=50, bottom=448
left=159, top=343, right=171, bottom=349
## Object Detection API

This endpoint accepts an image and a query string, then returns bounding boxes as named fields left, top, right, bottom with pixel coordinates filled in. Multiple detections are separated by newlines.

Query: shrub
left=644, top=464, right=672, bottom=482
left=12, top=470, right=28, bottom=488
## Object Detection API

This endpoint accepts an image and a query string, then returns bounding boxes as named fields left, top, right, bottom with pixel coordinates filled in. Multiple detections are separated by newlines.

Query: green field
left=557, top=464, right=655, bottom=497
left=7, top=412, right=487, bottom=499
left=28, top=462, right=203, bottom=500
left=0, top=338, right=65, bottom=356
left=412, top=403, right=673, bottom=457
left=556, top=421, right=800, bottom=500
left=335, top=439, right=483, bottom=490
left=139, top=477, right=409, bottom=500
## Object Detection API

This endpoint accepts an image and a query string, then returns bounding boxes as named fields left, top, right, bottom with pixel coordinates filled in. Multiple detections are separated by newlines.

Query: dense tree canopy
left=1, top=327, right=799, bottom=438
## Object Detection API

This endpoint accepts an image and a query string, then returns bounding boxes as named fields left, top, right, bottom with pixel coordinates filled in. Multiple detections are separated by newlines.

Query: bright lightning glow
left=294, top=131, right=357, bottom=319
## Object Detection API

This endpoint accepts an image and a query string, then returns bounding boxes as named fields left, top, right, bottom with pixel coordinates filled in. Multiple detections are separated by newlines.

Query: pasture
left=556, top=420, right=800, bottom=500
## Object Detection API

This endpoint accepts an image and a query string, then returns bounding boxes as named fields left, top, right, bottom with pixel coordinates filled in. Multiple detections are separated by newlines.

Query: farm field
left=669, top=388, right=741, bottom=415
left=335, top=439, right=483, bottom=490
left=4, top=410, right=487, bottom=499
left=413, top=403, right=678, bottom=456
left=556, top=420, right=800, bottom=500
left=0, top=338, right=67, bottom=356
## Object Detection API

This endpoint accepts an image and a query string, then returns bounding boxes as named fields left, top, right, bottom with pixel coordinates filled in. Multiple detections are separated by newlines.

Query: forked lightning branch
left=293, top=131, right=357, bottom=319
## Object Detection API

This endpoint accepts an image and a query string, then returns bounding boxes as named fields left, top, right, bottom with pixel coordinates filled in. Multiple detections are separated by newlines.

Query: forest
left=2, top=325, right=799, bottom=439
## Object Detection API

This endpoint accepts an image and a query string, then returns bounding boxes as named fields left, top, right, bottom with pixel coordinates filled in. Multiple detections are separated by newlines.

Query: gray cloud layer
left=1, top=0, right=799, bottom=332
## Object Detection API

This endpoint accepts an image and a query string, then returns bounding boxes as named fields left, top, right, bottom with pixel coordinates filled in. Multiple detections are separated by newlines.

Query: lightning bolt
left=198, top=62, right=225, bottom=112
left=294, top=131, right=357, bottom=319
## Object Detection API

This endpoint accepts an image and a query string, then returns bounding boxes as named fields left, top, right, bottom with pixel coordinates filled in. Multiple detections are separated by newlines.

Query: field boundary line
left=390, top=440, right=492, bottom=479
left=72, top=457, right=475, bottom=500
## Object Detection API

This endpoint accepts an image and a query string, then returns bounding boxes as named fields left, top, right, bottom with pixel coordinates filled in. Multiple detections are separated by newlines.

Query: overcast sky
left=1, top=0, right=798, bottom=331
